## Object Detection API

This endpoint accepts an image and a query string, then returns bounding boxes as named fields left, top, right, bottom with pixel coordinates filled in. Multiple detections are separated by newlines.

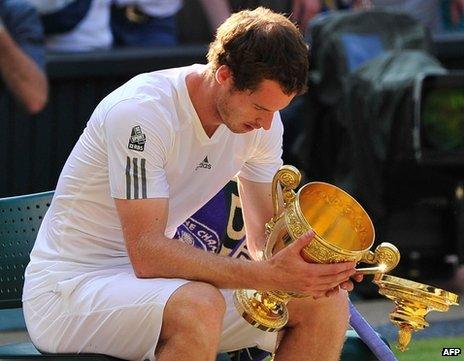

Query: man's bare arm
left=115, top=197, right=272, bottom=290
left=0, top=23, right=48, bottom=114
left=115, top=197, right=357, bottom=297
left=236, top=177, right=274, bottom=260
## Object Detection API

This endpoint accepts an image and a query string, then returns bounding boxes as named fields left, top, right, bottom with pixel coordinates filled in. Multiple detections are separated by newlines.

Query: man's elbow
left=133, top=265, right=151, bottom=278
left=130, top=256, right=154, bottom=278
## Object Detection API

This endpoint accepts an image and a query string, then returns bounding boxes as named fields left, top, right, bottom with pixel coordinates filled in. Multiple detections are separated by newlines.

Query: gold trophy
left=234, top=164, right=460, bottom=352
left=234, top=165, right=400, bottom=331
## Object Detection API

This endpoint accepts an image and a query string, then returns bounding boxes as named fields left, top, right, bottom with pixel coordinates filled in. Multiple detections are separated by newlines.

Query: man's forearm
left=0, top=28, right=48, bottom=114
left=130, top=234, right=275, bottom=291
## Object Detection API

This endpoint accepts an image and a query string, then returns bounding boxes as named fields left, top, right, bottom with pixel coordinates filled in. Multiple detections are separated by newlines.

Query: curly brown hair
left=207, top=7, right=309, bottom=95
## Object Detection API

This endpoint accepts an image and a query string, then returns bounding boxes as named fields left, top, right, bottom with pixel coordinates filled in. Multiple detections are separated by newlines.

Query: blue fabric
left=111, top=5, right=178, bottom=47
left=175, top=187, right=228, bottom=253
left=0, top=0, right=45, bottom=69
left=174, top=181, right=248, bottom=256
left=340, top=33, right=384, bottom=72
left=41, top=0, right=92, bottom=35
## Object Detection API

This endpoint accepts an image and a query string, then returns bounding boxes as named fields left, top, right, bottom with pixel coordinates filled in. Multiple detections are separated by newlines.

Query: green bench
left=0, top=191, right=385, bottom=360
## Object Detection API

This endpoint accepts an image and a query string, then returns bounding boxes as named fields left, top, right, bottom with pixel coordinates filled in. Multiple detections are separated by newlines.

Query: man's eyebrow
left=253, top=103, right=271, bottom=112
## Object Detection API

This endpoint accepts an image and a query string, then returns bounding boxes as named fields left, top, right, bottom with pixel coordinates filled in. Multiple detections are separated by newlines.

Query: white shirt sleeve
left=237, top=112, right=284, bottom=183
left=103, top=97, right=173, bottom=200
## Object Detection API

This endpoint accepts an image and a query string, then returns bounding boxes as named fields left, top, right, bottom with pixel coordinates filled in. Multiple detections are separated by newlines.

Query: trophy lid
left=374, top=274, right=460, bottom=308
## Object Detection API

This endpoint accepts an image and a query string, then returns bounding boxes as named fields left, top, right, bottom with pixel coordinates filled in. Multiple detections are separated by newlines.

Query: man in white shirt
left=23, top=7, right=360, bottom=361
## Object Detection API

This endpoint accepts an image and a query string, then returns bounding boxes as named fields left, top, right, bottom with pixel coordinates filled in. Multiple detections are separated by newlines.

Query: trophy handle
left=271, top=165, right=301, bottom=220
left=264, top=165, right=302, bottom=258
left=356, top=242, right=401, bottom=275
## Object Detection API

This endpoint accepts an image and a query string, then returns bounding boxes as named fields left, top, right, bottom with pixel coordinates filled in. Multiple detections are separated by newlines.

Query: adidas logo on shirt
left=195, top=156, right=212, bottom=171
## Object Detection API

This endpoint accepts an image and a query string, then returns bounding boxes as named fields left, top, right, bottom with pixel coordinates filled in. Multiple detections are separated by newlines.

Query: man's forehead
left=229, top=78, right=294, bottom=109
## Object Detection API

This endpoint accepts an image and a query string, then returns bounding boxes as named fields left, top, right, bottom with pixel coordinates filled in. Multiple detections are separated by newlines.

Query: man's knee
left=161, top=282, right=226, bottom=339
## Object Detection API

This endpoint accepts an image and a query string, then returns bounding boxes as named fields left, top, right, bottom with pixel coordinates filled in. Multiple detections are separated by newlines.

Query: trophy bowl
left=373, top=274, right=460, bottom=351
left=234, top=165, right=400, bottom=332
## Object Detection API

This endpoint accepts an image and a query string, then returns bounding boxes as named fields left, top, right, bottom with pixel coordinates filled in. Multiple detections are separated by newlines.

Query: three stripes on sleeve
left=125, top=157, right=147, bottom=199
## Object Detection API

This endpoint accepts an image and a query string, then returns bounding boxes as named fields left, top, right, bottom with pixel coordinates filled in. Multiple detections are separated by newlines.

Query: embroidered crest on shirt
left=195, top=156, right=212, bottom=171
left=128, top=125, right=146, bottom=151
left=176, top=218, right=221, bottom=253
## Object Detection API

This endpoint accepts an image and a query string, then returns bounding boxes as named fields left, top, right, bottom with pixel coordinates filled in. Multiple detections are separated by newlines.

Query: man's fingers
left=316, top=275, right=352, bottom=291
left=339, top=280, right=354, bottom=292
left=292, top=230, right=315, bottom=253
left=314, top=262, right=357, bottom=277
left=325, top=285, right=340, bottom=297
left=312, top=291, right=327, bottom=300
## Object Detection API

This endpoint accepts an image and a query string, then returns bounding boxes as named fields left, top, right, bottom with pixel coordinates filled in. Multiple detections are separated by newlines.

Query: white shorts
left=23, top=267, right=277, bottom=361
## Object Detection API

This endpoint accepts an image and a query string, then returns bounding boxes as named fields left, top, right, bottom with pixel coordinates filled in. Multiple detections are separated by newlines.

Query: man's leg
left=24, top=271, right=201, bottom=360
left=156, top=282, right=227, bottom=361
left=274, top=291, right=350, bottom=361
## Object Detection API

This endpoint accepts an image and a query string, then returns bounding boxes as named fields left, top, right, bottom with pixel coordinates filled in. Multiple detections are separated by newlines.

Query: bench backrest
left=0, top=191, right=54, bottom=309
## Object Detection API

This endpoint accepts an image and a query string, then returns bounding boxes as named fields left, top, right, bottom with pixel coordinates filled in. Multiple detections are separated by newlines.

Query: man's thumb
left=291, top=229, right=316, bottom=252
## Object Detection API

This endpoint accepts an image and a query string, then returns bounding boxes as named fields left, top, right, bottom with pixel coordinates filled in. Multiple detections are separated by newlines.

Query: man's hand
left=322, top=270, right=363, bottom=299
left=265, top=230, right=359, bottom=298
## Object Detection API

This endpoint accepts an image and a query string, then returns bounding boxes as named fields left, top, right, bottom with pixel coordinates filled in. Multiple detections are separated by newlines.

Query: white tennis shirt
left=23, top=64, right=283, bottom=301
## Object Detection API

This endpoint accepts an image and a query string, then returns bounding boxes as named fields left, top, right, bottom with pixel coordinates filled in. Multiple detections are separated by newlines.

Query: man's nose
left=258, top=115, right=273, bottom=130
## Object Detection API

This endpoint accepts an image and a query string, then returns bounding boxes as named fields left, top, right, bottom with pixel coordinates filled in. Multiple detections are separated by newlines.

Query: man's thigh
left=24, top=269, right=188, bottom=361
left=25, top=270, right=278, bottom=358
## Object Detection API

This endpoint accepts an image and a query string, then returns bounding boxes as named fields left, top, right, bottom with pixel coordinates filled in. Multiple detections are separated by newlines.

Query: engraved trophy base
left=233, top=289, right=288, bottom=332
left=373, top=274, right=460, bottom=352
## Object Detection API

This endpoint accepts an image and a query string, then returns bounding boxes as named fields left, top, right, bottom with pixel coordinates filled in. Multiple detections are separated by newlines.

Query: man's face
left=215, top=68, right=295, bottom=134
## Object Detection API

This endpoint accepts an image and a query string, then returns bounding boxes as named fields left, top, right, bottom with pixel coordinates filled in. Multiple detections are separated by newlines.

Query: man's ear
left=215, top=65, right=233, bottom=85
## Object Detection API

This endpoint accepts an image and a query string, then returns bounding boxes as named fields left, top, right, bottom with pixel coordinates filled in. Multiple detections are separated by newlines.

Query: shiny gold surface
left=234, top=165, right=401, bottom=332
left=233, top=289, right=289, bottom=332
left=299, top=182, right=374, bottom=251
left=234, top=167, right=459, bottom=348
left=373, top=274, right=460, bottom=351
